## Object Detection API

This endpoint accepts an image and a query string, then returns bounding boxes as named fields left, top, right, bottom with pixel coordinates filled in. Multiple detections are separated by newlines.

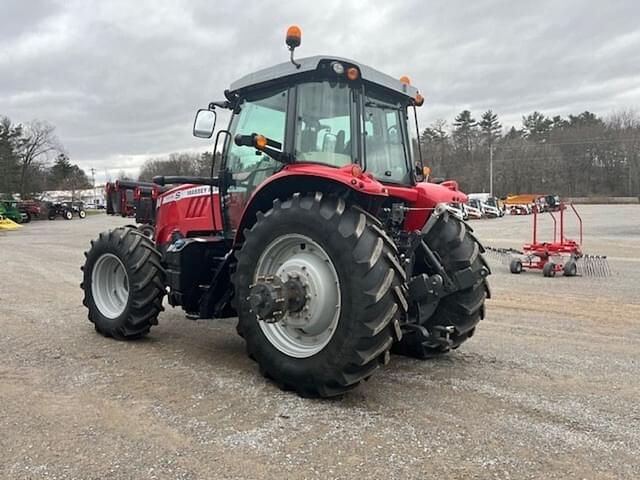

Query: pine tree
left=522, top=111, right=553, bottom=141
left=453, top=110, right=478, bottom=153
left=479, top=110, right=502, bottom=148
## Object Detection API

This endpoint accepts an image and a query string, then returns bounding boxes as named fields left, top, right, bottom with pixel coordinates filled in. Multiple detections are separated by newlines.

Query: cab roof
left=229, top=55, right=419, bottom=100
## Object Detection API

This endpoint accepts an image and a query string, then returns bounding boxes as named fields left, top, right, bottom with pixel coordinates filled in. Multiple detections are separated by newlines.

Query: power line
left=495, top=137, right=640, bottom=150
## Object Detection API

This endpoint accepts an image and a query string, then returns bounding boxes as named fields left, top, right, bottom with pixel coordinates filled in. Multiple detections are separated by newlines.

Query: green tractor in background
left=0, top=200, right=27, bottom=224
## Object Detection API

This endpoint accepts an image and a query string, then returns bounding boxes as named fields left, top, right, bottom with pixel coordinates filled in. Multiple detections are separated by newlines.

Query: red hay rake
left=487, top=202, right=611, bottom=277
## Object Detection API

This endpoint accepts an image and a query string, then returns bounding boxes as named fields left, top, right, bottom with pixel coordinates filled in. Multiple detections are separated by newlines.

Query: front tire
left=81, top=227, right=165, bottom=339
left=138, top=224, right=155, bottom=240
left=79, top=209, right=86, bottom=219
left=233, top=193, right=405, bottom=398
left=64, top=210, right=73, bottom=220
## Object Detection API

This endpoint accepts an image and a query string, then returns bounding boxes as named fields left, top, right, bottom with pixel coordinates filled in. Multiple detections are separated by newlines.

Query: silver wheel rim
left=255, top=234, right=341, bottom=358
left=91, top=253, right=129, bottom=319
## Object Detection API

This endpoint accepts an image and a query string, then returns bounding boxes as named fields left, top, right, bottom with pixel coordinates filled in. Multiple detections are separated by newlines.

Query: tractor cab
left=219, top=56, right=422, bottom=229
left=221, top=55, right=421, bottom=184
left=186, top=26, right=428, bottom=237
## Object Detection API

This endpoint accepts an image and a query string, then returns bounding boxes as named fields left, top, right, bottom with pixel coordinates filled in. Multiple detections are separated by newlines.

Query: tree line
left=0, top=116, right=91, bottom=198
left=420, top=108, right=640, bottom=197
left=4, top=108, right=639, bottom=200
left=141, top=108, right=640, bottom=198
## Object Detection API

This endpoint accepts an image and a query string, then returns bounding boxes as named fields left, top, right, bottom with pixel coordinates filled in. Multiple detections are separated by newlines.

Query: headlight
left=331, top=62, right=345, bottom=75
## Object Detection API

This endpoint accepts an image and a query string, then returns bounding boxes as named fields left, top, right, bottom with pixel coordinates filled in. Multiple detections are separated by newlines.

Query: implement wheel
left=233, top=193, right=404, bottom=398
left=510, top=258, right=523, bottom=274
left=543, top=262, right=556, bottom=277
left=563, top=259, right=577, bottom=277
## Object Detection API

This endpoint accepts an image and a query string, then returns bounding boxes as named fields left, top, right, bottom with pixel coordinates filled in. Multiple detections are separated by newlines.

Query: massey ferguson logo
left=160, top=186, right=218, bottom=206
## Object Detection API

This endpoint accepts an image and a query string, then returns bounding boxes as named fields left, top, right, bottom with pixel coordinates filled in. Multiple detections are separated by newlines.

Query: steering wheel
left=233, top=157, right=278, bottom=189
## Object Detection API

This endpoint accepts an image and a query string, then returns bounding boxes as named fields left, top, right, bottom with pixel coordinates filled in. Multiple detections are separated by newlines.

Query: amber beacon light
left=286, top=25, right=302, bottom=49
left=286, top=25, right=302, bottom=68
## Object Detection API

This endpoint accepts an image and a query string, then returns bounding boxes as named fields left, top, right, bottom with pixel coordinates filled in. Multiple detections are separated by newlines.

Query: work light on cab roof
left=80, top=23, right=490, bottom=399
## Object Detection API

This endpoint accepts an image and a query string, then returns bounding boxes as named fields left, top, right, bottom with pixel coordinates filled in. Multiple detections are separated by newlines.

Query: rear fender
left=386, top=181, right=468, bottom=231
left=234, top=164, right=388, bottom=246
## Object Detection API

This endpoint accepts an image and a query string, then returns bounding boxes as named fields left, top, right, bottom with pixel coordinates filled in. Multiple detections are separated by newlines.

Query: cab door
left=221, top=87, right=290, bottom=235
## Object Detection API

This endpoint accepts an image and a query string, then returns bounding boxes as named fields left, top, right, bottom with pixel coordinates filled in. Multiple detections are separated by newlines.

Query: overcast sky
left=2, top=0, right=639, bottom=183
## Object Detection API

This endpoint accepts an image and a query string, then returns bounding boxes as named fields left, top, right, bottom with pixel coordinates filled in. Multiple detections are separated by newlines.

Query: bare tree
left=19, top=120, right=60, bottom=197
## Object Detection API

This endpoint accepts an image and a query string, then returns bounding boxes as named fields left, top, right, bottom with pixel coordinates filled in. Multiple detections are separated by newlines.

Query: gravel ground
left=1, top=205, right=639, bottom=479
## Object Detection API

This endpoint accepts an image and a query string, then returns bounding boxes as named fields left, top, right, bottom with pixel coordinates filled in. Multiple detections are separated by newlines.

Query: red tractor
left=105, top=180, right=163, bottom=237
left=81, top=27, right=490, bottom=397
left=105, top=180, right=138, bottom=218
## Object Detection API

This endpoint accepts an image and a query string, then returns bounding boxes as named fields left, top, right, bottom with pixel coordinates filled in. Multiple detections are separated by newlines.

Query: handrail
left=569, top=203, right=583, bottom=246
left=548, top=212, right=557, bottom=243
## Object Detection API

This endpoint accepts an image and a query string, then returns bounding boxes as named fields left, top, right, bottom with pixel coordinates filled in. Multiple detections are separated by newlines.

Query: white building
left=40, top=185, right=106, bottom=207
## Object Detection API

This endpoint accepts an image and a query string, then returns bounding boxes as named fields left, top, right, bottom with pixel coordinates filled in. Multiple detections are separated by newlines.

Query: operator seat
left=335, top=130, right=345, bottom=153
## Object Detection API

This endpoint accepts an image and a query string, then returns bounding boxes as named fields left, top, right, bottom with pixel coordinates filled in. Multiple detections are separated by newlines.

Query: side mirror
left=193, top=109, right=217, bottom=138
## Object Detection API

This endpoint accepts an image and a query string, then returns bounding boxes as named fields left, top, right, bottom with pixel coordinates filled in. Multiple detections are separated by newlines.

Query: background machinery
left=487, top=201, right=610, bottom=277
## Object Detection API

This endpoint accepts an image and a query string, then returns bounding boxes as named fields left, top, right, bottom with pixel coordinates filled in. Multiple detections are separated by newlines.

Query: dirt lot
left=1, top=205, right=639, bottom=479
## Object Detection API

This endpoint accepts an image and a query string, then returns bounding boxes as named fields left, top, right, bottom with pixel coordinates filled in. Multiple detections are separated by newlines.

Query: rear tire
left=81, top=227, right=165, bottom=339
left=394, top=210, right=489, bottom=359
left=233, top=193, right=404, bottom=398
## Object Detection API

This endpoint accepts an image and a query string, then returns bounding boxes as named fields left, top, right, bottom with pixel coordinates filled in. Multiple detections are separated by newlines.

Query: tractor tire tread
left=82, top=226, right=165, bottom=340
left=395, top=209, right=489, bottom=358
left=234, top=193, right=402, bottom=398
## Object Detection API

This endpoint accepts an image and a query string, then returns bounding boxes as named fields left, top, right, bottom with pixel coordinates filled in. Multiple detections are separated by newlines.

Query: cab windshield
left=295, top=81, right=353, bottom=167
left=293, top=81, right=412, bottom=184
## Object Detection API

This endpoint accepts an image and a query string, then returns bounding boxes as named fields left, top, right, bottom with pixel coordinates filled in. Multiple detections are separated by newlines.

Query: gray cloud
left=1, top=0, right=639, bottom=182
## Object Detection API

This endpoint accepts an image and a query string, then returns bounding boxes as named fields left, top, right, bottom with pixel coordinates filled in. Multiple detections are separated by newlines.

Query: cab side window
left=226, top=89, right=288, bottom=190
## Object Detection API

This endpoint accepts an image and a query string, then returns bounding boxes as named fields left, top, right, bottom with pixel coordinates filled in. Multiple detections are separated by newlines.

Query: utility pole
left=90, top=167, right=96, bottom=207
left=489, top=144, right=494, bottom=197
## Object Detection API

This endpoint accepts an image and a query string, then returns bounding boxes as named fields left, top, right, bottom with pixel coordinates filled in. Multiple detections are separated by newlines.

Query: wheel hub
left=248, top=275, right=308, bottom=323
left=252, top=234, right=341, bottom=358
left=91, top=253, right=129, bottom=319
